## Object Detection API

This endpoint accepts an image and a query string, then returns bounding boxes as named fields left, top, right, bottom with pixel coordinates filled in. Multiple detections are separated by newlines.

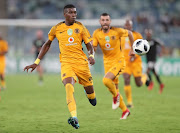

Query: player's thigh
left=74, top=64, right=93, bottom=87
left=147, top=61, right=155, bottom=70
left=132, top=61, right=142, bottom=77
left=61, top=63, right=77, bottom=83
left=104, top=64, right=119, bottom=84
left=108, top=60, right=126, bottom=79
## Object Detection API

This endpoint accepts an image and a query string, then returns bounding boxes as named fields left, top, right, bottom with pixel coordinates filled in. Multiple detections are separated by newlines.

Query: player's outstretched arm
left=85, top=41, right=95, bottom=65
left=24, top=40, right=52, bottom=73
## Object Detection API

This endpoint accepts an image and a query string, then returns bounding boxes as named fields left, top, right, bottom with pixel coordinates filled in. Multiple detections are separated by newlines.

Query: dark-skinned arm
left=24, top=40, right=52, bottom=72
left=85, top=40, right=95, bottom=65
left=128, top=30, right=135, bottom=57
left=0, top=51, right=8, bottom=56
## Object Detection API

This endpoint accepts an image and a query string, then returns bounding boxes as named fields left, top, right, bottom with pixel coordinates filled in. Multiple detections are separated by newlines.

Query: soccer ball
left=132, top=39, right=150, bottom=55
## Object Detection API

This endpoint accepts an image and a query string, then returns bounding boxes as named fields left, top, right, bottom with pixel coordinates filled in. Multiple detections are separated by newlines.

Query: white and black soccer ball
left=132, top=39, right=150, bottom=55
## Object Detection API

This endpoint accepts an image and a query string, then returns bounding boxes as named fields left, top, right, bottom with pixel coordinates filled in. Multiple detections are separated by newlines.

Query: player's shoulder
left=53, top=21, right=65, bottom=28
left=133, top=31, right=143, bottom=38
left=111, top=26, right=125, bottom=32
left=110, top=26, right=119, bottom=30
left=75, top=21, right=84, bottom=26
left=93, top=28, right=101, bottom=34
left=133, top=31, right=141, bottom=35
left=2, top=40, right=8, bottom=44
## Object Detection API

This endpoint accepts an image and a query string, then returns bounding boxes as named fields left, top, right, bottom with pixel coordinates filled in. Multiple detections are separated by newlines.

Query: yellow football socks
left=124, top=85, right=132, bottom=105
left=103, top=78, right=117, bottom=97
left=87, top=92, right=96, bottom=99
left=119, top=95, right=127, bottom=112
left=141, top=74, right=147, bottom=85
left=65, top=83, right=77, bottom=118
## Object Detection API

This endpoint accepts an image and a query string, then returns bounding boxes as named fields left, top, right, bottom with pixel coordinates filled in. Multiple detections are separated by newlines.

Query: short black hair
left=101, top=13, right=110, bottom=17
left=64, top=4, right=76, bottom=11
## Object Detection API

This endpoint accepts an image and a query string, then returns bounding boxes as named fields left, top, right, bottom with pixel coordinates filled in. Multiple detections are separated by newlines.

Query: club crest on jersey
left=105, top=36, right=110, bottom=42
left=67, top=29, right=73, bottom=35
left=68, top=37, right=74, bottom=43
left=105, top=43, right=111, bottom=48
left=74, top=28, right=80, bottom=33
left=111, top=36, right=116, bottom=40
left=125, top=37, right=129, bottom=42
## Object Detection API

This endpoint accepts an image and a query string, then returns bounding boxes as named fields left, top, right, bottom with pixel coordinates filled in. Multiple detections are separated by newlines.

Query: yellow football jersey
left=121, top=31, right=143, bottom=62
left=0, top=40, right=8, bottom=60
left=93, top=27, right=128, bottom=64
left=48, top=21, right=92, bottom=63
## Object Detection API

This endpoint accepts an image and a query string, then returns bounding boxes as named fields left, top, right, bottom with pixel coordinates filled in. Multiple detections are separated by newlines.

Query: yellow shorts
left=61, top=61, right=93, bottom=87
left=124, top=60, right=142, bottom=77
left=104, top=59, right=126, bottom=84
left=0, top=59, right=5, bottom=74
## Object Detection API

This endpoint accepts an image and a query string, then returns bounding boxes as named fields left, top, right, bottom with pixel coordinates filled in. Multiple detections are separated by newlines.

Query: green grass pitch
left=0, top=74, right=180, bottom=133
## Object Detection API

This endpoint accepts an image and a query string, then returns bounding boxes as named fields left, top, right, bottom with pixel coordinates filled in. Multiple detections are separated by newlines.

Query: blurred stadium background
left=0, top=0, right=179, bottom=75
left=0, top=0, right=180, bottom=133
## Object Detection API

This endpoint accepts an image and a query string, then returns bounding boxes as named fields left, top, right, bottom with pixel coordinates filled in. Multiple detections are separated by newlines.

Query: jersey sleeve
left=117, top=28, right=128, bottom=37
left=3, top=41, right=8, bottom=51
left=48, top=26, right=56, bottom=41
left=92, top=30, right=98, bottom=47
left=82, top=25, right=93, bottom=44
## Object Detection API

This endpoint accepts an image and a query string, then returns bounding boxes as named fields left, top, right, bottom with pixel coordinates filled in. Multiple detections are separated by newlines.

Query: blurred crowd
left=3, top=0, right=180, bottom=57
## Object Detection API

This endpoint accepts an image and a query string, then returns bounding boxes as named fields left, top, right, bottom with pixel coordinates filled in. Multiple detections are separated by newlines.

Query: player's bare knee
left=136, top=81, right=142, bottom=87
left=125, top=79, right=130, bottom=85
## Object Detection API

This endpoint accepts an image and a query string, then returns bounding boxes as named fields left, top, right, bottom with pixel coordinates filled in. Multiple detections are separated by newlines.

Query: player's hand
left=24, top=63, right=38, bottom=73
left=129, top=49, right=135, bottom=57
left=88, top=57, right=95, bottom=65
left=130, top=56, right=136, bottom=62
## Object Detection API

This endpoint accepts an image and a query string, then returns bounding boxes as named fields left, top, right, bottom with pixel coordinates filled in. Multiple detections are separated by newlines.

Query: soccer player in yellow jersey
left=0, top=33, right=8, bottom=91
left=93, top=13, right=135, bottom=119
left=24, top=4, right=96, bottom=129
left=121, top=20, right=150, bottom=108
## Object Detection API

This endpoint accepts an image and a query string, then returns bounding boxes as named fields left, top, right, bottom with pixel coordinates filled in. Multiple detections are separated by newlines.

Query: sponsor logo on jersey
left=105, top=43, right=111, bottom=48
left=68, top=37, right=74, bottom=43
left=74, top=28, right=80, bottom=33
left=105, top=36, right=110, bottom=42
left=67, top=29, right=73, bottom=35
left=104, top=43, right=114, bottom=50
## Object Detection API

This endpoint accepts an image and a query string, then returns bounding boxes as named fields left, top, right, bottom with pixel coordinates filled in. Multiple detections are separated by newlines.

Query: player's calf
left=84, top=91, right=97, bottom=106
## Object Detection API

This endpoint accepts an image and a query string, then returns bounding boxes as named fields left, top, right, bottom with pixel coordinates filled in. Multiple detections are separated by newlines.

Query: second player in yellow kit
left=0, top=33, right=8, bottom=90
left=121, top=20, right=150, bottom=108
left=24, top=4, right=96, bottom=129
left=93, top=13, right=135, bottom=119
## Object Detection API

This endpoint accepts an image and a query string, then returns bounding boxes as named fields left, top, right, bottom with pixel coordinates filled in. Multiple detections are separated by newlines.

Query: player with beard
left=93, top=13, right=135, bottom=119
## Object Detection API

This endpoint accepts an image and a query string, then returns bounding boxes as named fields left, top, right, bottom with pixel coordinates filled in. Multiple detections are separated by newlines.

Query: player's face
left=145, top=30, right=152, bottom=40
left=124, top=21, right=132, bottom=31
left=64, top=8, right=77, bottom=24
left=100, top=16, right=111, bottom=30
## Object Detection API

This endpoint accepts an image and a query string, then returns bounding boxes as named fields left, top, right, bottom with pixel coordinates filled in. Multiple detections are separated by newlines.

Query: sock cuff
left=87, top=92, right=96, bottom=99
left=124, top=85, right=131, bottom=89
